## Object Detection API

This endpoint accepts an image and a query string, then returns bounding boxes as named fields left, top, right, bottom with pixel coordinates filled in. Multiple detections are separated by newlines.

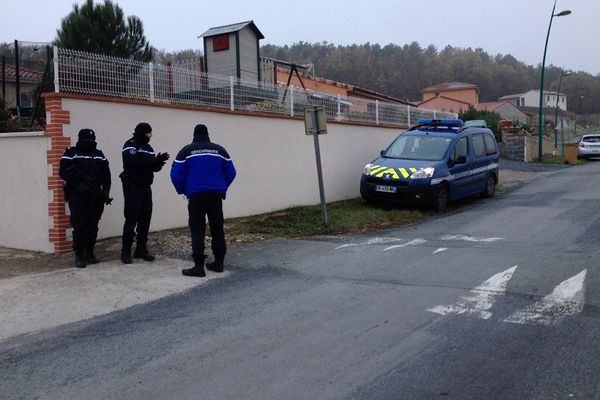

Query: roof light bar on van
left=417, top=118, right=464, bottom=128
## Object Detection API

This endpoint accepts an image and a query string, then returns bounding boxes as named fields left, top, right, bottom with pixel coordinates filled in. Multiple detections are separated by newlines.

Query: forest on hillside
left=261, top=42, right=600, bottom=114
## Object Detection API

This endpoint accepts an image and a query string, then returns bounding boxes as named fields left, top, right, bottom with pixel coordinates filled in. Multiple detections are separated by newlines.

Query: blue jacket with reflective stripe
left=170, top=139, right=236, bottom=197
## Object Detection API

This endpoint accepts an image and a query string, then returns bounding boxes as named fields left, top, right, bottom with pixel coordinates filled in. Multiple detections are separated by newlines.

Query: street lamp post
left=538, top=0, right=571, bottom=162
left=554, top=70, right=572, bottom=149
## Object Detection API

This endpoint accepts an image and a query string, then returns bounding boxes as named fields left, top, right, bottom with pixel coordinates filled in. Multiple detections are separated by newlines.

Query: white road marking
left=335, top=237, right=403, bottom=250
left=383, top=238, right=428, bottom=252
left=504, top=269, right=587, bottom=326
left=432, top=248, right=448, bottom=254
left=440, top=234, right=504, bottom=243
left=427, top=266, right=518, bottom=319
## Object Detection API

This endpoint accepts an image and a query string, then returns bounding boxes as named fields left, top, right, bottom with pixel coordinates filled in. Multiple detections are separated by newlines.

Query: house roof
left=478, top=101, right=509, bottom=111
left=200, top=20, right=264, bottom=39
left=2, top=64, right=44, bottom=84
left=421, top=82, right=479, bottom=94
left=276, top=64, right=414, bottom=106
left=517, top=106, right=576, bottom=119
left=418, top=94, right=472, bottom=107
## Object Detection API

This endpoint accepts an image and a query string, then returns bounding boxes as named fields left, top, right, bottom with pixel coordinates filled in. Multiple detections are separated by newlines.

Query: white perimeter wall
left=63, top=99, right=401, bottom=240
left=0, top=132, right=52, bottom=252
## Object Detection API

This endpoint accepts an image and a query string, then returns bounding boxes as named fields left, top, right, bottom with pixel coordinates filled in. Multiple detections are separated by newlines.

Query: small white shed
left=200, top=21, right=264, bottom=82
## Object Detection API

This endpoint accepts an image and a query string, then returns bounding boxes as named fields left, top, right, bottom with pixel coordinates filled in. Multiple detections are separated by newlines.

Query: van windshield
left=384, top=135, right=453, bottom=161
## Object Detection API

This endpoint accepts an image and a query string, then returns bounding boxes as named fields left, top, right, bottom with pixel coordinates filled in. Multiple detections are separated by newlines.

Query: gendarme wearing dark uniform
left=60, top=129, right=112, bottom=268
left=120, top=122, right=169, bottom=264
left=170, top=124, right=236, bottom=277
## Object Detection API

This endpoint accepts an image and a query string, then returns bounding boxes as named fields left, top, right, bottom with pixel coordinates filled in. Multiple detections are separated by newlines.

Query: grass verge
left=225, top=198, right=434, bottom=242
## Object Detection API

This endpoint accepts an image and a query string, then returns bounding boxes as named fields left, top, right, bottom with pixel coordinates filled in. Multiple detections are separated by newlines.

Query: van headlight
left=410, top=167, right=435, bottom=179
left=363, top=163, right=372, bottom=175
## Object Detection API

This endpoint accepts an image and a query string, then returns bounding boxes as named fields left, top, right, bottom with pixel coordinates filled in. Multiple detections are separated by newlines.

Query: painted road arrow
left=427, top=266, right=518, bottom=320
left=504, top=269, right=587, bottom=326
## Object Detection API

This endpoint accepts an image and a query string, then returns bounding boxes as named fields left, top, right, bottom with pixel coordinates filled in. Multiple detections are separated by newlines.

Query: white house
left=499, top=89, right=568, bottom=111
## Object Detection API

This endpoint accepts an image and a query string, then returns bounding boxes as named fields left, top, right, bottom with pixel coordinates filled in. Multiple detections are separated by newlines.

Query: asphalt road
left=2, top=162, right=600, bottom=400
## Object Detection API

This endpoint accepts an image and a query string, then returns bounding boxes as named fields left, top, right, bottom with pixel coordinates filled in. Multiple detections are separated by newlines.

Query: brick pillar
left=43, top=93, right=73, bottom=254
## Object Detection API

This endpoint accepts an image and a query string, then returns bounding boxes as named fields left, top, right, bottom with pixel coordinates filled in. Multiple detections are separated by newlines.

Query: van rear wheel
left=481, top=175, right=496, bottom=198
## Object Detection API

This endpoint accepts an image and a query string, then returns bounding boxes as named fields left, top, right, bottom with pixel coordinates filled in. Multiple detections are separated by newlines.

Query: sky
left=1, top=0, right=598, bottom=75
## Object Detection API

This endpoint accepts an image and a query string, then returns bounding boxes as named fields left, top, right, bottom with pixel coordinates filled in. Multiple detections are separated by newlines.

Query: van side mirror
left=380, top=149, right=385, bottom=156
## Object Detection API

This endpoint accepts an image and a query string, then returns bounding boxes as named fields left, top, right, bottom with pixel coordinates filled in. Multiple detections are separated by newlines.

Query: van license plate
left=375, top=185, right=397, bottom=193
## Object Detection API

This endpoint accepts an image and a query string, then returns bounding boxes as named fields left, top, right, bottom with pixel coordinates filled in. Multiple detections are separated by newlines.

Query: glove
left=103, top=190, right=113, bottom=205
left=156, top=152, right=170, bottom=163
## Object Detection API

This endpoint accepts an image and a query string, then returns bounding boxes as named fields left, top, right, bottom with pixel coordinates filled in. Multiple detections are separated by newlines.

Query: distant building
left=417, top=82, right=479, bottom=113
left=499, top=89, right=568, bottom=111
left=1, top=64, right=43, bottom=110
left=478, top=101, right=528, bottom=123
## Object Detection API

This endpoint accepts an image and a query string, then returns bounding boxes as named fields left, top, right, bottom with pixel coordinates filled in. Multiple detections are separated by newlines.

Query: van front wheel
left=432, top=185, right=448, bottom=211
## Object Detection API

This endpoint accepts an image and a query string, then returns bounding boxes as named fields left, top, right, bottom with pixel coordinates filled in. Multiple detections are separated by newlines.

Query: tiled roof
left=418, top=95, right=471, bottom=107
left=2, top=64, right=44, bottom=84
left=517, top=106, right=576, bottom=119
left=275, top=65, right=413, bottom=105
left=478, top=101, right=507, bottom=111
left=422, top=82, right=479, bottom=93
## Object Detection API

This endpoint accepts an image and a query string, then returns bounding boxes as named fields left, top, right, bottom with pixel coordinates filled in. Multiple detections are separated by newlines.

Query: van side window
left=483, top=133, right=497, bottom=155
left=472, top=134, right=486, bottom=157
left=453, top=137, right=468, bottom=159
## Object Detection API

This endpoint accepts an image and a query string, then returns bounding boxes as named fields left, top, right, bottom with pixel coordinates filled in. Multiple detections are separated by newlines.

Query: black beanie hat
left=78, top=128, right=96, bottom=142
left=134, top=122, right=152, bottom=136
left=193, top=124, right=209, bottom=139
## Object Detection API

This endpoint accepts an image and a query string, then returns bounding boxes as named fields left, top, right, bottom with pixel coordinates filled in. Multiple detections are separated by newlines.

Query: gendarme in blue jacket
left=170, top=129, right=236, bottom=198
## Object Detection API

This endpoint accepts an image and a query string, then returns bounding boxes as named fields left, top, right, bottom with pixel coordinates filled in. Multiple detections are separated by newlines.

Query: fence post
left=375, top=100, right=379, bottom=125
left=290, top=86, right=294, bottom=117
left=230, top=76, right=235, bottom=111
left=407, top=105, right=411, bottom=127
left=53, top=46, right=59, bottom=93
left=149, top=62, right=155, bottom=102
left=337, top=94, right=341, bottom=120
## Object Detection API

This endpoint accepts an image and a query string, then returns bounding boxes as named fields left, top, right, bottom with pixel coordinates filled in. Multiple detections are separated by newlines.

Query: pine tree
left=54, top=0, right=153, bottom=62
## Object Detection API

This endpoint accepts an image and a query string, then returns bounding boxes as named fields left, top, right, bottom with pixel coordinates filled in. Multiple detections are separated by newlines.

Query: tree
left=459, top=106, right=502, bottom=136
left=54, top=0, right=153, bottom=62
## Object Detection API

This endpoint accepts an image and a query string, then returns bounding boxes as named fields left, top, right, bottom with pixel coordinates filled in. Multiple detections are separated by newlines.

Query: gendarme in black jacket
left=120, top=122, right=169, bottom=264
left=59, top=128, right=111, bottom=268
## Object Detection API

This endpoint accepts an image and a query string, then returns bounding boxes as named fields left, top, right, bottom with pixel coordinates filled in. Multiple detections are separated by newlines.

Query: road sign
left=304, top=106, right=327, bottom=135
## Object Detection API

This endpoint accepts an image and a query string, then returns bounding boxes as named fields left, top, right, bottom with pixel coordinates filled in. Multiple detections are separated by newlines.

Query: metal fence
left=54, top=47, right=456, bottom=126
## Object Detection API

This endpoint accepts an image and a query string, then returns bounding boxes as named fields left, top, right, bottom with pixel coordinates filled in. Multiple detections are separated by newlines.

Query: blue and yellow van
left=360, top=118, right=499, bottom=210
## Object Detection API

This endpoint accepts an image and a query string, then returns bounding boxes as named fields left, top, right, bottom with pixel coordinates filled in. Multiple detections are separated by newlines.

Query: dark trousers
left=122, top=184, right=153, bottom=246
left=188, top=192, right=226, bottom=261
left=68, top=192, right=104, bottom=254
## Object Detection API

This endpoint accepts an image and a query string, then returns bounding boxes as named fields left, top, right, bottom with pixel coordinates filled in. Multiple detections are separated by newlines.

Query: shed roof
left=200, top=20, right=264, bottom=39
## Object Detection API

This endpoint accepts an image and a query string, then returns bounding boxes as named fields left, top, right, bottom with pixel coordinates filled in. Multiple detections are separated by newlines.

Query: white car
left=577, top=134, right=600, bottom=159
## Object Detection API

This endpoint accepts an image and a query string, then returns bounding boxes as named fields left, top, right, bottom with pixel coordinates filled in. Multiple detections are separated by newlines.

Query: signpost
left=304, top=106, right=328, bottom=225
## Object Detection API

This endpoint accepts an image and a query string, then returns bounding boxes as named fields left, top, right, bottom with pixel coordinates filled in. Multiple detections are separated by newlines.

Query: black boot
left=206, top=257, right=224, bottom=273
left=75, top=250, right=87, bottom=269
left=182, top=256, right=206, bottom=277
left=121, top=241, right=133, bottom=264
left=134, top=243, right=155, bottom=262
left=86, top=246, right=100, bottom=264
